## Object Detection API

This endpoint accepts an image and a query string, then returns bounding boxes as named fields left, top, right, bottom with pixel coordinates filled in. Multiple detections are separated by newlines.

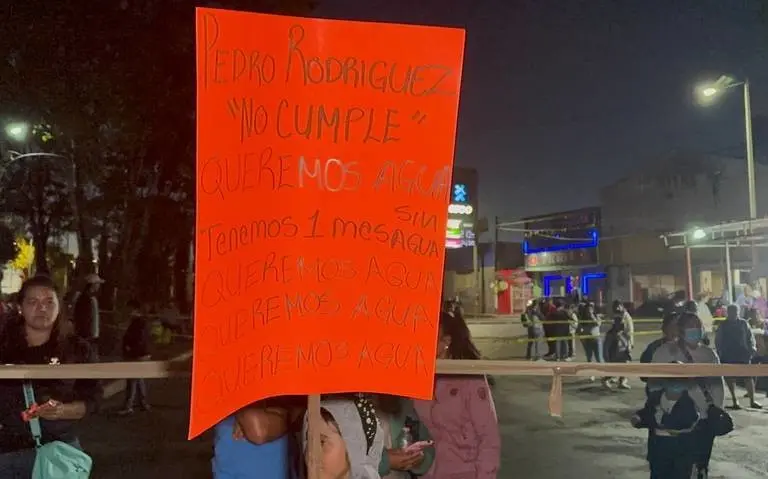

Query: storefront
left=522, top=207, right=606, bottom=301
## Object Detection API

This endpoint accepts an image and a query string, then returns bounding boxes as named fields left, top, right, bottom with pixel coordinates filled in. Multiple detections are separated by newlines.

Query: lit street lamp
left=2, top=121, right=80, bottom=260
left=699, top=87, right=718, bottom=98
left=4, top=122, right=29, bottom=142
left=696, top=75, right=758, bottom=272
left=2, top=121, right=74, bottom=175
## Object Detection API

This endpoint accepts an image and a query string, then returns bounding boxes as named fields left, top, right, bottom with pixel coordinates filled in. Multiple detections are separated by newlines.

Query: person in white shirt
left=695, top=293, right=714, bottom=336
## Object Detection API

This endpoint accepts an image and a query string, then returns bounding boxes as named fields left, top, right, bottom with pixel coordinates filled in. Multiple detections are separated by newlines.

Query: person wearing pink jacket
left=414, top=311, right=501, bottom=478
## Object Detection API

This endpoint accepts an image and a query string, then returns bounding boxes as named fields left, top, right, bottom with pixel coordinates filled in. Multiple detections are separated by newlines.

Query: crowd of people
left=3, top=270, right=767, bottom=478
left=0, top=274, right=502, bottom=478
left=635, top=296, right=766, bottom=478
left=519, top=289, right=767, bottom=478
left=521, top=296, right=635, bottom=388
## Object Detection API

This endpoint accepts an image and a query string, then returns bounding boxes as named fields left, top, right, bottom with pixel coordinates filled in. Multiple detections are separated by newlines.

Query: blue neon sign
left=523, top=230, right=599, bottom=255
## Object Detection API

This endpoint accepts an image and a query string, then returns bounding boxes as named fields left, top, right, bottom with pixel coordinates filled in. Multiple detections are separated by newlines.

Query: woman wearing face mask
left=413, top=312, right=501, bottom=479
left=646, top=313, right=725, bottom=478
left=0, top=276, right=101, bottom=478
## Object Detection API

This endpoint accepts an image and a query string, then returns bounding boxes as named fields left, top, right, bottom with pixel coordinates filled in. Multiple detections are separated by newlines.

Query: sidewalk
left=81, top=370, right=213, bottom=478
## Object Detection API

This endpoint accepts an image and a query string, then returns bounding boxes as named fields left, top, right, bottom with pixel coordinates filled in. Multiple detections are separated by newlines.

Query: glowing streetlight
left=4, top=122, right=30, bottom=142
left=695, top=74, right=758, bottom=270
left=692, top=228, right=706, bottom=240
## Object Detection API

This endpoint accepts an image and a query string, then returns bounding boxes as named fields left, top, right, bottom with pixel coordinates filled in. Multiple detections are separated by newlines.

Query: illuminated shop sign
left=453, top=183, right=468, bottom=203
left=445, top=219, right=476, bottom=248
left=448, top=204, right=474, bottom=215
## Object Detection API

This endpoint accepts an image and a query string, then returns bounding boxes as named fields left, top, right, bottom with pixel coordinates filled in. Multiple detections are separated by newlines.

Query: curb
left=102, top=350, right=193, bottom=399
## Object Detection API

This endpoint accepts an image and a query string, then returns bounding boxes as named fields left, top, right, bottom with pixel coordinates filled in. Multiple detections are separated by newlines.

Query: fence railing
left=3, top=359, right=768, bottom=417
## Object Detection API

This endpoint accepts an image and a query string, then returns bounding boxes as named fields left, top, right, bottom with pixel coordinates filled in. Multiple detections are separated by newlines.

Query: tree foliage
left=0, top=225, right=19, bottom=266
left=11, top=237, right=34, bottom=273
left=2, top=0, right=318, bottom=306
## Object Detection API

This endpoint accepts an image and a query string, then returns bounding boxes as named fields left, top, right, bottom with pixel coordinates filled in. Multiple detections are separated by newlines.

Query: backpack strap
left=22, top=381, right=42, bottom=447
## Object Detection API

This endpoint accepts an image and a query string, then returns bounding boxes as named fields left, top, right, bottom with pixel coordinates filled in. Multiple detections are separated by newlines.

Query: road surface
left=79, top=323, right=768, bottom=478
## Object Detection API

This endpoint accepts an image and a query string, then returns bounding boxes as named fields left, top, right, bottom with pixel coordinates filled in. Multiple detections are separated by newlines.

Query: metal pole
left=685, top=246, right=693, bottom=300
left=493, top=215, right=499, bottom=272
left=472, top=238, right=480, bottom=314
left=725, top=241, right=733, bottom=303
left=744, top=80, right=759, bottom=276
left=745, top=80, right=757, bottom=220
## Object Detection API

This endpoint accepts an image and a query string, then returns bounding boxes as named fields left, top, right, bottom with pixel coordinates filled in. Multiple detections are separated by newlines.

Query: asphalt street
left=77, top=320, right=768, bottom=478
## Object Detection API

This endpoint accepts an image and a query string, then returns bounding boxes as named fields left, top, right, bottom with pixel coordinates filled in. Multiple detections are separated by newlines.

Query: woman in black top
left=0, top=275, right=101, bottom=477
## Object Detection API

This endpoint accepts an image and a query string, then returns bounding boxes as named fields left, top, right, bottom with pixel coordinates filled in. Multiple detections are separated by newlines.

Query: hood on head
left=303, top=398, right=384, bottom=479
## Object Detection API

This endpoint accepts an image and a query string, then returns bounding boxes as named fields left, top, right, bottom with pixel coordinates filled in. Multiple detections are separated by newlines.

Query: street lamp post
left=697, top=75, right=759, bottom=274
left=744, top=80, right=756, bottom=220
left=724, top=240, right=733, bottom=302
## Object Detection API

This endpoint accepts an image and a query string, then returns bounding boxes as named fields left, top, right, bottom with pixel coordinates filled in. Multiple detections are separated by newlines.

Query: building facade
left=522, top=207, right=606, bottom=301
left=600, top=153, right=768, bottom=237
left=598, top=153, right=768, bottom=303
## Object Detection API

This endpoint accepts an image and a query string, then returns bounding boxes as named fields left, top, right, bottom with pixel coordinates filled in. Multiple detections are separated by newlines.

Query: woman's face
left=312, top=419, right=349, bottom=479
left=21, top=285, right=59, bottom=332
left=436, top=328, right=451, bottom=359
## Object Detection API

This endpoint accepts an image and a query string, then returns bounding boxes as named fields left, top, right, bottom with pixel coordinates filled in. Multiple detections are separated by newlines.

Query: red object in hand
left=21, top=400, right=59, bottom=422
left=21, top=403, right=40, bottom=422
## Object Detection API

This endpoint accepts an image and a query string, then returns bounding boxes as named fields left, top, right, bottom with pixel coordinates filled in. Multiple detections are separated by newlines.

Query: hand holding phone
left=404, top=440, right=434, bottom=453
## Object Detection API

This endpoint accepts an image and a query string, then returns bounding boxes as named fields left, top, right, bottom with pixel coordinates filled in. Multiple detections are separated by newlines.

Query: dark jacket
left=548, top=309, right=571, bottom=336
left=0, top=326, right=102, bottom=453
left=715, top=318, right=756, bottom=364
left=123, top=315, right=151, bottom=360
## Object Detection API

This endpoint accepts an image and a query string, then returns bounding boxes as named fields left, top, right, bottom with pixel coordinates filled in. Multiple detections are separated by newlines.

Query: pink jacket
left=413, top=376, right=500, bottom=479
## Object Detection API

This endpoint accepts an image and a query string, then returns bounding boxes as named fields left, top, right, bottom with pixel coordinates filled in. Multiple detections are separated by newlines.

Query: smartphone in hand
left=404, top=440, right=434, bottom=453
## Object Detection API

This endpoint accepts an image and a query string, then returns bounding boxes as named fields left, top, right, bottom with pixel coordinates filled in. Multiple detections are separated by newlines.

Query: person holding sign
left=0, top=275, right=101, bottom=477
left=213, top=396, right=304, bottom=478
left=413, top=312, right=500, bottom=478
left=301, top=397, right=385, bottom=479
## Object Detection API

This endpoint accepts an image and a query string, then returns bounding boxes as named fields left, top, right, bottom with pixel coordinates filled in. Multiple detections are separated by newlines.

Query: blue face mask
left=684, top=328, right=703, bottom=343
left=667, top=383, right=686, bottom=394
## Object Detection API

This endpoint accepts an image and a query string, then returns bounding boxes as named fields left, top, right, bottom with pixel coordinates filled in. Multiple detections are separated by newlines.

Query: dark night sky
left=316, top=0, right=768, bottom=222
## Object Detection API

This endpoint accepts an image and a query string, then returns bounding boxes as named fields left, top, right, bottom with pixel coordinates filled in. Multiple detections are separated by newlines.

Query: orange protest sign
left=191, top=7, right=465, bottom=439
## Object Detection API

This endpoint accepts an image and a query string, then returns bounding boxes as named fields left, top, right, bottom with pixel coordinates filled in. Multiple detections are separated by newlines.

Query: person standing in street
left=716, top=304, right=761, bottom=410
left=540, top=298, right=557, bottom=359
left=522, top=300, right=544, bottom=360
left=73, top=273, right=104, bottom=356
left=604, top=300, right=634, bottom=389
left=646, top=313, right=727, bottom=478
left=577, top=301, right=604, bottom=382
left=118, top=300, right=152, bottom=415
left=695, top=293, right=715, bottom=340
left=546, top=299, right=571, bottom=361
left=414, top=312, right=500, bottom=478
